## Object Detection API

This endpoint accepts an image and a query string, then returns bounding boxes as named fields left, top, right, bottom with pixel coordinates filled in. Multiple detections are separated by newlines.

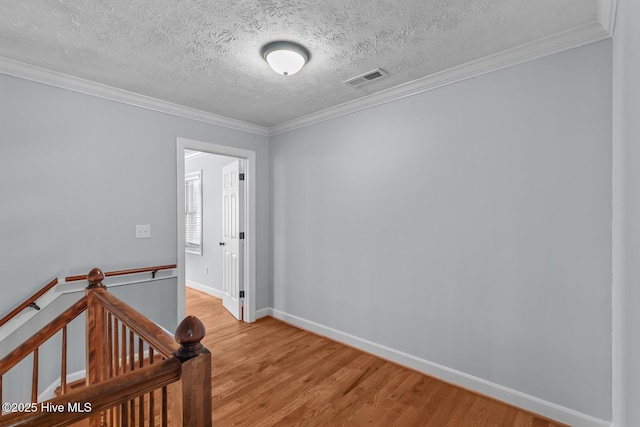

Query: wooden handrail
left=0, top=357, right=181, bottom=427
left=1, top=263, right=176, bottom=328
left=91, top=289, right=179, bottom=359
left=0, top=296, right=87, bottom=375
left=0, top=278, right=58, bottom=328
left=65, top=264, right=176, bottom=282
left=0, top=266, right=211, bottom=426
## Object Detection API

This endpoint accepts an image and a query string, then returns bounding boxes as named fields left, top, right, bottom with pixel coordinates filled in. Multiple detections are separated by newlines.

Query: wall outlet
left=135, top=224, right=151, bottom=239
left=205, top=266, right=209, bottom=274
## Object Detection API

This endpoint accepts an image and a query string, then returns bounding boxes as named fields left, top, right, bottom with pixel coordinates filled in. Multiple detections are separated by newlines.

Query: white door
left=221, top=159, right=244, bottom=320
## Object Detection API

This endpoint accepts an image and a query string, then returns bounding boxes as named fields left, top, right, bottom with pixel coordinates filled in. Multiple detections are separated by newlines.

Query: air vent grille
left=343, top=68, right=388, bottom=87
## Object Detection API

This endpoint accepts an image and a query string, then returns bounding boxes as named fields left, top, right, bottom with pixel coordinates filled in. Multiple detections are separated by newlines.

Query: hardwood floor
left=186, top=288, right=568, bottom=427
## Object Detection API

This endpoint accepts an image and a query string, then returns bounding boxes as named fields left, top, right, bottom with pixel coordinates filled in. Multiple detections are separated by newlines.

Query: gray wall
left=613, top=0, right=640, bottom=425
left=0, top=32, right=619, bottom=422
left=0, top=74, right=271, bottom=322
left=270, top=40, right=612, bottom=419
left=185, top=152, right=236, bottom=294
left=0, top=292, right=85, bottom=404
left=0, top=278, right=174, bottom=404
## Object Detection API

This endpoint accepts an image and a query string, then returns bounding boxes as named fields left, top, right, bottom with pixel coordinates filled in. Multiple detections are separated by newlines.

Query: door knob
left=219, top=242, right=225, bottom=246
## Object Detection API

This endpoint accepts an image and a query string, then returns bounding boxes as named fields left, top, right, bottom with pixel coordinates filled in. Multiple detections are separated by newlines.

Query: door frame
left=176, top=137, right=257, bottom=323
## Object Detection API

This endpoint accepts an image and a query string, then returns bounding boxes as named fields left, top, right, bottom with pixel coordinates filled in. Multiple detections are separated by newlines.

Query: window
left=185, top=171, right=202, bottom=255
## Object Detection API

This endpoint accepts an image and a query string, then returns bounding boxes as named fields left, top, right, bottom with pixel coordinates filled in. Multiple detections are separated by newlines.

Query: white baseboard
left=0, top=273, right=177, bottom=343
left=186, top=281, right=222, bottom=299
left=38, top=347, right=154, bottom=402
left=38, top=370, right=86, bottom=402
left=270, top=308, right=611, bottom=427
left=255, top=307, right=273, bottom=319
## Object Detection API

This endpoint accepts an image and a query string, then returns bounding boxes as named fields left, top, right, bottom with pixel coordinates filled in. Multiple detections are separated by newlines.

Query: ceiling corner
left=268, top=18, right=614, bottom=138
left=599, top=0, right=618, bottom=36
left=0, top=57, right=269, bottom=137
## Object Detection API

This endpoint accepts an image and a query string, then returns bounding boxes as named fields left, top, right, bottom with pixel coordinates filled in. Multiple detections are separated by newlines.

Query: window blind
left=185, top=171, right=202, bottom=255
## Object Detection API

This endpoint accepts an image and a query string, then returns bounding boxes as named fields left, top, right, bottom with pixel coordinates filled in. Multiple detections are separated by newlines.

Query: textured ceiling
left=0, top=0, right=609, bottom=129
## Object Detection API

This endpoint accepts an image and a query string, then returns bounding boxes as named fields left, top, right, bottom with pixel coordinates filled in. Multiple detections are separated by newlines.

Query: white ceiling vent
left=343, top=68, right=388, bottom=87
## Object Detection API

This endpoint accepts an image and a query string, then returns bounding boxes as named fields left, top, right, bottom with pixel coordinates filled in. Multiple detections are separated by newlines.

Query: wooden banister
left=173, top=315, right=212, bottom=427
left=0, top=278, right=58, bottom=328
left=65, top=264, right=177, bottom=283
left=91, top=286, right=179, bottom=358
left=0, top=358, right=181, bottom=427
left=1, top=263, right=176, bottom=329
left=0, top=263, right=175, bottom=328
left=0, top=296, right=87, bottom=375
left=0, top=266, right=211, bottom=426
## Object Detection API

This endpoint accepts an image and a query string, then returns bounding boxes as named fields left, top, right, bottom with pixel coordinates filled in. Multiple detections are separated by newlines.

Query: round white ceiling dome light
left=261, top=41, right=310, bottom=76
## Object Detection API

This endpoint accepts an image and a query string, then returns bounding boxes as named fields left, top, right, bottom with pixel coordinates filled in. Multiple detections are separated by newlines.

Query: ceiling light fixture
left=261, top=41, right=309, bottom=76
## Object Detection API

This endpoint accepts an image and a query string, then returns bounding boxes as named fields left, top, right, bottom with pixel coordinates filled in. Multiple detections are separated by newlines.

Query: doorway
left=176, top=137, right=256, bottom=324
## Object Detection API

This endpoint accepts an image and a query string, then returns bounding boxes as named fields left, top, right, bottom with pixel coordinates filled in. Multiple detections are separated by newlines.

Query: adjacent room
left=1, top=1, right=639, bottom=426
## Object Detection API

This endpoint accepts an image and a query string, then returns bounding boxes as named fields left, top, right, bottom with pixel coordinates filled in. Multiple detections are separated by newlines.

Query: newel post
left=173, top=315, right=212, bottom=427
left=84, top=270, right=108, bottom=386
left=85, top=268, right=109, bottom=427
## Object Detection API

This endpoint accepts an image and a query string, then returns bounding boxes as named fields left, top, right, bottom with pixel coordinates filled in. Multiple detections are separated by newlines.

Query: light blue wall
left=0, top=35, right=619, bottom=422
left=185, top=152, right=237, bottom=294
left=270, top=40, right=612, bottom=419
left=0, top=292, right=85, bottom=403
left=0, top=74, right=271, bottom=323
left=613, top=0, right=640, bottom=425
left=0, top=278, right=175, bottom=404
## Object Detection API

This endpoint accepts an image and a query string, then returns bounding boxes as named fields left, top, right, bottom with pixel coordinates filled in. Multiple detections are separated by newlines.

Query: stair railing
left=0, top=267, right=211, bottom=427
left=0, top=278, right=59, bottom=328
left=64, top=264, right=177, bottom=283
left=0, top=264, right=177, bottom=330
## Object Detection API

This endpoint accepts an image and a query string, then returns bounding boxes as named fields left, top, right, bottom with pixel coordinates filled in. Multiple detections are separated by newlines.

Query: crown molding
left=0, top=0, right=616, bottom=139
left=269, top=16, right=615, bottom=136
left=0, top=57, right=269, bottom=137
left=599, top=0, right=617, bottom=36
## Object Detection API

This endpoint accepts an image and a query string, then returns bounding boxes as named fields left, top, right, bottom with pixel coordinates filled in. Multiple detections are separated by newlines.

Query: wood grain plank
left=186, top=287, right=570, bottom=427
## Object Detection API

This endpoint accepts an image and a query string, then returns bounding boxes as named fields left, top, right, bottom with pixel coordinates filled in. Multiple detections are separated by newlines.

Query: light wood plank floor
left=186, top=288, right=567, bottom=427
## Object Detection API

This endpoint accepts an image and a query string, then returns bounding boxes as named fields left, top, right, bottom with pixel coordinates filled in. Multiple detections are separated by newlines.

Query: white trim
left=255, top=307, right=273, bottom=320
left=39, top=346, right=156, bottom=402
left=599, top=0, right=618, bottom=36
left=0, top=272, right=177, bottom=343
left=268, top=21, right=613, bottom=136
left=1, top=1, right=616, bottom=139
left=184, top=150, right=209, bottom=161
left=186, top=282, right=223, bottom=300
left=184, top=169, right=203, bottom=256
left=38, top=370, right=86, bottom=402
left=270, top=308, right=612, bottom=427
left=0, top=57, right=268, bottom=137
left=0, top=286, right=82, bottom=343
left=177, top=138, right=257, bottom=324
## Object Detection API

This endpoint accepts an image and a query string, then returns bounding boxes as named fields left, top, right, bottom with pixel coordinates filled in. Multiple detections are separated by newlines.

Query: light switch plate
left=135, top=224, right=151, bottom=239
